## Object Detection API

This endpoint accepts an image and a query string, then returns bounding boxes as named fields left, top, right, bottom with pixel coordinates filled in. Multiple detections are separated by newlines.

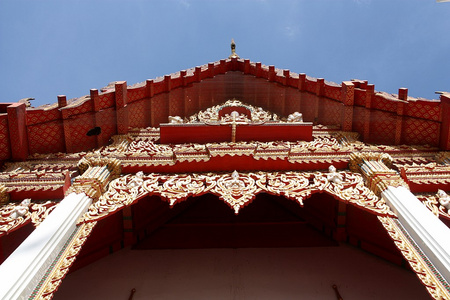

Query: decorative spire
left=229, top=38, right=239, bottom=59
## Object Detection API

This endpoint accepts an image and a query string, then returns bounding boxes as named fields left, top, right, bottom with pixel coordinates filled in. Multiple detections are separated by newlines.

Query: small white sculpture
left=11, top=199, right=31, bottom=219
left=168, top=116, right=184, bottom=124
left=226, top=171, right=245, bottom=189
left=327, top=165, right=343, bottom=184
left=129, top=171, right=144, bottom=190
left=437, top=189, right=450, bottom=210
left=287, top=112, right=303, bottom=123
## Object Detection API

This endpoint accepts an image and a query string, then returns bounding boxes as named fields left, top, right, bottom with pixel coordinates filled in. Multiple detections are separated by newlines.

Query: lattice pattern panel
left=27, top=121, right=65, bottom=154
left=65, top=114, right=96, bottom=153
left=168, top=89, right=184, bottom=118
left=284, top=89, right=301, bottom=115
left=352, top=106, right=366, bottom=135
left=98, top=92, right=114, bottom=110
left=300, top=93, right=318, bottom=123
left=403, top=118, right=440, bottom=146
left=324, top=84, right=341, bottom=101
left=128, top=100, right=151, bottom=129
left=26, top=108, right=60, bottom=126
left=0, top=116, right=10, bottom=160
left=184, top=87, right=199, bottom=118
left=254, top=83, right=270, bottom=110
left=370, top=110, right=396, bottom=144
left=319, top=99, right=342, bottom=126
left=128, top=86, right=146, bottom=103
left=405, top=101, right=440, bottom=122
left=150, top=94, right=169, bottom=127
left=372, top=95, right=397, bottom=113
left=63, top=99, right=94, bottom=118
left=95, top=108, right=117, bottom=146
left=354, top=89, right=366, bottom=107
left=268, top=85, right=285, bottom=116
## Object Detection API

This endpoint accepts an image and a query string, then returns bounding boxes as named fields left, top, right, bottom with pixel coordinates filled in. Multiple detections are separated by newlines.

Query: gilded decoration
left=379, top=216, right=450, bottom=300
left=435, top=152, right=450, bottom=165
left=349, top=152, right=409, bottom=196
left=416, top=192, right=450, bottom=220
left=398, top=162, right=450, bottom=187
left=78, top=170, right=395, bottom=224
left=0, top=155, right=81, bottom=236
left=0, top=160, right=76, bottom=193
left=69, top=157, right=122, bottom=201
left=0, top=200, right=58, bottom=236
left=0, top=184, right=9, bottom=204
left=32, top=221, right=97, bottom=299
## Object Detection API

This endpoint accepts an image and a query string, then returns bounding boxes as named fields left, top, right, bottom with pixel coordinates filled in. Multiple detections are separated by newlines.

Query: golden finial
left=229, top=38, right=239, bottom=59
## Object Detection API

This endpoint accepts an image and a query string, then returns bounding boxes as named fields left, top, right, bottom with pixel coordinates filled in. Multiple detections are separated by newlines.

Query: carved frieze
left=79, top=170, right=395, bottom=224
left=0, top=200, right=58, bottom=236
left=398, top=162, right=450, bottom=187
left=416, top=191, right=450, bottom=220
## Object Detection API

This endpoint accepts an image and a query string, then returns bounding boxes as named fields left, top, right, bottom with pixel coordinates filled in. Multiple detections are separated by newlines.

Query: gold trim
left=0, top=184, right=9, bottom=204
left=378, top=216, right=450, bottom=300
left=79, top=170, right=395, bottom=223
left=32, top=221, right=97, bottom=299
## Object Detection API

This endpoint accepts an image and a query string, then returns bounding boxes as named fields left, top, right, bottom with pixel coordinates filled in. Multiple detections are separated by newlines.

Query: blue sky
left=0, top=0, right=449, bottom=107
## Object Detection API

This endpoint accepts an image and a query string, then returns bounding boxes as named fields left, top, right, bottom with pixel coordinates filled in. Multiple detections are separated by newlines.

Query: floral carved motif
left=416, top=192, right=450, bottom=220
left=79, top=170, right=395, bottom=223
left=0, top=200, right=59, bottom=236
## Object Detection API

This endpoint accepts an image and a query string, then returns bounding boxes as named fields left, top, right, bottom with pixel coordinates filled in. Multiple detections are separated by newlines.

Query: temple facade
left=0, top=46, right=449, bottom=299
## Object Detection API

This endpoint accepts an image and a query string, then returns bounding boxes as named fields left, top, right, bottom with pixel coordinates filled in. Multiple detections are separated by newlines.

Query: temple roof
left=0, top=52, right=450, bottom=299
left=0, top=55, right=448, bottom=165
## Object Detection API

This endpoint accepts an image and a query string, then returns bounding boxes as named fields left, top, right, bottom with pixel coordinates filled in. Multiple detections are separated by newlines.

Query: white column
left=0, top=192, right=92, bottom=300
left=382, top=186, right=450, bottom=282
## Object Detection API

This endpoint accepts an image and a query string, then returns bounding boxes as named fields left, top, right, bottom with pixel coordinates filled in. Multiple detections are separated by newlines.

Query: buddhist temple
left=0, top=41, right=449, bottom=299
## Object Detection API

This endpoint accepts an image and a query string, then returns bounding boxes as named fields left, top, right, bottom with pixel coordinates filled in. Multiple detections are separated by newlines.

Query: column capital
left=67, top=157, right=122, bottom=200
left=349, top=152, right=408, bottom=196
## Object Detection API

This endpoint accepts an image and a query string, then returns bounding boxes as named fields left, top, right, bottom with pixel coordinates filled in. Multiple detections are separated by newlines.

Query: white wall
left=55, top=244, right=431, bottom=300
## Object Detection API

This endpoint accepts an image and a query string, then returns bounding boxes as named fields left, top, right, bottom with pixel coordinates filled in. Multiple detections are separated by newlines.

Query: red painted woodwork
left=0, top=222, right=35, bottom=264
left=160, top=122, right=313, bottom=144
left=7, top=103, right=28, bottom=161
left=0, top=57, right=447, bottom=163
left=160, top=124, right=232, bottom=144
left=123, top=154, right=349, bottom=175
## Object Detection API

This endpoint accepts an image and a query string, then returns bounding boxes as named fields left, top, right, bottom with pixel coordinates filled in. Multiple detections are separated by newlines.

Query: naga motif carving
left=79, top=169, right=395, bottom=223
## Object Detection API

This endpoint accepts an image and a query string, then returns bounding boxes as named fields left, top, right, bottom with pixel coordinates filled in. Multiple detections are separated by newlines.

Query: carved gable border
left=78, top=170, right=395, bottom=224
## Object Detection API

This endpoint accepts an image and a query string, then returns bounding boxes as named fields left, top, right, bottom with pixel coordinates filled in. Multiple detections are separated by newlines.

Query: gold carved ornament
left=378, top=216, right=450, bottom=300
left=0, top=184, right=9, bottom=204
left=32, top=221, right=97, bottom=299
left=416, top=192, right=450, bottom=220
left=78, top=170, right=395, bottom=224
left=349, top=152, right=409, bottom=197
left=0, top=200, right=58, bottom=236
left=68, top=157, right=122, bottom=201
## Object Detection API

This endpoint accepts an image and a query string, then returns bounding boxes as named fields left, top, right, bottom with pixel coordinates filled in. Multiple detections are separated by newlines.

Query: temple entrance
left=133, top=193, right=338, bottom=250
left=55, top=192, right=432, bottom=300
